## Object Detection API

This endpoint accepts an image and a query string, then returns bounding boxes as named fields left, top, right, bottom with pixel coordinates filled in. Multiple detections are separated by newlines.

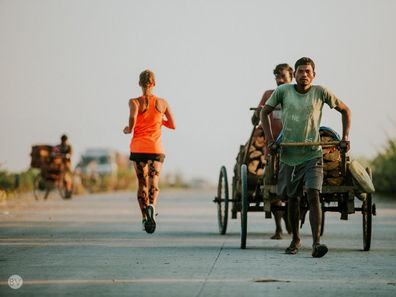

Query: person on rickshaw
left=260, top=57, right=351, bottom=258
left=251, top=63, right=293, bottom=240
left=53, top=134, right=73, bottom=193
left=58, top=134, right=72, bottom=171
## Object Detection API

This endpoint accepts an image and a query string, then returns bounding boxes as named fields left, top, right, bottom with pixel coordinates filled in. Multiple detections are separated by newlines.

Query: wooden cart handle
left=280, top=141, right=341, bottom=147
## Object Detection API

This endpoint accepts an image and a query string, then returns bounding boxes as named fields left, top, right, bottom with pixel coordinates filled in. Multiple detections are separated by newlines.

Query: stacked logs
left=321, top=130, right=344, bottom=186
left=30, top=145, right=53, bottom=169
left=246, top=126, right=267, bottom=176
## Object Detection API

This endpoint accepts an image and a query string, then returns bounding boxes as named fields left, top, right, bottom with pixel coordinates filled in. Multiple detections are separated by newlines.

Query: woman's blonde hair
left=139, top=70, right=155, bottom=88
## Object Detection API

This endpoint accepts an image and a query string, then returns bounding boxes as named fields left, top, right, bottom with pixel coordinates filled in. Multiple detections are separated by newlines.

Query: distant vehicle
left=75, top=148, right=118, bottom=192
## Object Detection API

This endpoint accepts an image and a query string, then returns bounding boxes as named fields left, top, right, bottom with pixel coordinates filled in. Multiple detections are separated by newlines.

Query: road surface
left=0, top=189, right=395, bottom=296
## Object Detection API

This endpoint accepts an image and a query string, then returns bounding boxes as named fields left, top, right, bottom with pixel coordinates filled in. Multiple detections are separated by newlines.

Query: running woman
left=123, top=70, right=176, bottom=233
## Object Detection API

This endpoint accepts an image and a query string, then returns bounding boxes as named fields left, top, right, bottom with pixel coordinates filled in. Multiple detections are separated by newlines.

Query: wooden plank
left=322, top=185, right=355, bottom=193
left=280, top=141, right=340, bottom=147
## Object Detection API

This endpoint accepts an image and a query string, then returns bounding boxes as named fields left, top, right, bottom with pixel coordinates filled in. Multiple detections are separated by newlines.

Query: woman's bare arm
left=162, top=100, right=176, bottom=130
left=123, top=99, right=138, bottom=134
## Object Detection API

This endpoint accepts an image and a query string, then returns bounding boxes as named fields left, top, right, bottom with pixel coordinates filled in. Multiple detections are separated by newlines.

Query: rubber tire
left=240, top=164, right=248, bottom=249
left=231, top=176, right=238, bottom=219
left=217, top=166, right=229, bottom=235
left=362, top=194, right=372, bottom=251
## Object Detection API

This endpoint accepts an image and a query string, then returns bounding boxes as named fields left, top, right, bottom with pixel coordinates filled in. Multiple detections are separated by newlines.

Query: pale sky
left=1, top=0, right=395, bottom=183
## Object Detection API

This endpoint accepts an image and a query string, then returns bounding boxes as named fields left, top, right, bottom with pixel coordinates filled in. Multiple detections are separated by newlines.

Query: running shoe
left=145, top=204, right=156, bottom=234
left=142, top=219, right=147, bottom=231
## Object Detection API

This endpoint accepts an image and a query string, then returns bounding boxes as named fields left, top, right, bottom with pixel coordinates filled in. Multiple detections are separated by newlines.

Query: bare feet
left=270, top=232, right=283, bottom=240
left=285, top=240, right=301, bottom=255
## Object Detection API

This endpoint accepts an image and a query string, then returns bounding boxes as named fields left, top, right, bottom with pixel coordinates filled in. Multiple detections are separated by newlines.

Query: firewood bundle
left=321, top=131, right=344, bottom=186
left=30, top=145, right=53, bottom=169
left=246, top=126, right=267, bottom=176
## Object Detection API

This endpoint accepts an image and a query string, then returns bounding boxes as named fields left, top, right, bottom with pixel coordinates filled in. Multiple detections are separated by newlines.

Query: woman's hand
left=123, top=126, right=132, bottom=134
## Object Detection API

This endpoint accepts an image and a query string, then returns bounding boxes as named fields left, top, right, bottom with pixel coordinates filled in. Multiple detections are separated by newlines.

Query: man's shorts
left=277, top=157, right=323, bottom=198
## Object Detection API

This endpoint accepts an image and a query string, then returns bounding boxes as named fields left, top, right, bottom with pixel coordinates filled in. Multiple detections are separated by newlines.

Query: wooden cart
left=31, top=145, right=73, bottom=200
left=214, top=126, right=376, bottom=250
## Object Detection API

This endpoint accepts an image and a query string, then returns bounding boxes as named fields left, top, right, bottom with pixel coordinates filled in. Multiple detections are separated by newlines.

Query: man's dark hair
left=273, top=63, right=293, bottom=78
left=61, top=134, right=68, bottom=142
left=294, top=57, right=315, bottom=72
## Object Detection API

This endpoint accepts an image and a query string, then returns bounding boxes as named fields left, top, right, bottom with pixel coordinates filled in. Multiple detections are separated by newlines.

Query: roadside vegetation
left=370, top=138, right=396, bottom=195
left=3, top=138, right=393, bottom=197
left=0, top=164, right=189, bottom=199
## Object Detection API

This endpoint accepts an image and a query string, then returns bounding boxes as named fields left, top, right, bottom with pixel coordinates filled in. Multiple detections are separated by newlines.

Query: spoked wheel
left=362, top=167, right=373, bottom=251
left=33, top=174, right=51, bottom=200
left=58, top=172, right=73, bottom=199
left=320, top=203, right=325, bottom=236
left=216, top=166, right=229, bottom=234
left=240, top=164, right=248, bottom=249
left=362, top=193, right=372, bottom=251
left=231, top=176, right=238, bottom=219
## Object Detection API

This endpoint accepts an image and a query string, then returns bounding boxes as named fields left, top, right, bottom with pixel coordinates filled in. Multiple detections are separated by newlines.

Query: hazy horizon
left=1, top=0, right=395, bottom=183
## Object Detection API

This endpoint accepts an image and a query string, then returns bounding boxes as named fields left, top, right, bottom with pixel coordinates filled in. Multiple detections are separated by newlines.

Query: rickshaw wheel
left=217, top=166, right=229, bottom=234
left=362, top=193, right=372, bottom=251
left=363, top=167, right=373, bottom=251
left=231, top=176, right=238, bottom=219
left=33, top=174, right=50, bottom=200
left=240, top=164, right=248, bottom=249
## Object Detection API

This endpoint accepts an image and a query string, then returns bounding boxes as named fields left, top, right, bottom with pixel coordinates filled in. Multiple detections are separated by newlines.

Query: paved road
left=0, top=189, right=395, bottom=296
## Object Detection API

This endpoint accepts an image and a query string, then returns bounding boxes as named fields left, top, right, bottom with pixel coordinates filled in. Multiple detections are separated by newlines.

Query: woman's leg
left=133, top=161, right=149, bottom=218
left=147, top=160, right=162, bottom=206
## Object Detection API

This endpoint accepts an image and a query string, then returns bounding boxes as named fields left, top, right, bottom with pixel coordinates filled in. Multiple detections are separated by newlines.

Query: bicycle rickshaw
left=31, top=145, right=73, bottom=200
left=213, top=122, right=376, bottom=250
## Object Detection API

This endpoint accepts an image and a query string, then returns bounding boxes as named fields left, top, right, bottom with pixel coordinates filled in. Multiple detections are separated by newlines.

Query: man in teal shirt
left=260, top=57, right=351, bottom=257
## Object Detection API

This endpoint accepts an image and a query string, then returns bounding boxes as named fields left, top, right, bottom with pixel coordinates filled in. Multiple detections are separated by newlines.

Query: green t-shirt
left=266, top=84, right=341, bottom=166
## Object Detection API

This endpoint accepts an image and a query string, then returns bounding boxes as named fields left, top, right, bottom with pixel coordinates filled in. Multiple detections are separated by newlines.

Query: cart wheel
left=363, top=167, right=373, bottom=251
left=217, top=166, right=229, bottom=234
left=362, top=193, right=372, bottom=251
left=320, top=203, right=325, bottom=236
left=240, top=164, right=248, bottom=249
left=231, top=176, right=238, bottom=219
left=33, top=174, right=50, bottom=200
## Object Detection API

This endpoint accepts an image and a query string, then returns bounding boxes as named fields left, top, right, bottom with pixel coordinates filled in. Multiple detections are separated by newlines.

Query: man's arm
left=334, top=101, right=352, bottom=147
left=260, top=105, right=275, bottom=144
left=123, top=99, right=138, bottom=134
left=252, top=90, right=273, bottom=125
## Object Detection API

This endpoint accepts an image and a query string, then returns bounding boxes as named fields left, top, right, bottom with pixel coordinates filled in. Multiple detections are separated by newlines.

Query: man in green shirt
left=260, top=57, right=351, bottom=257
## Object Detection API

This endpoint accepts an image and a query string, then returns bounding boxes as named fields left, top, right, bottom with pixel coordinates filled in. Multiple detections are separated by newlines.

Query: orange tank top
left=130, top=96, right=164, bottom=154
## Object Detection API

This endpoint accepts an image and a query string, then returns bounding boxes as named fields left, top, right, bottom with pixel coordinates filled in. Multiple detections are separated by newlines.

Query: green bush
left=115, top=167, right=137, bottom=190
left=18, top=168, right=37, bottom=192
left=371, top=138, right=396, bottom=194
left=0, top=167, right=37, bottom=193
left=0, top=169, right=15, bottom=191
